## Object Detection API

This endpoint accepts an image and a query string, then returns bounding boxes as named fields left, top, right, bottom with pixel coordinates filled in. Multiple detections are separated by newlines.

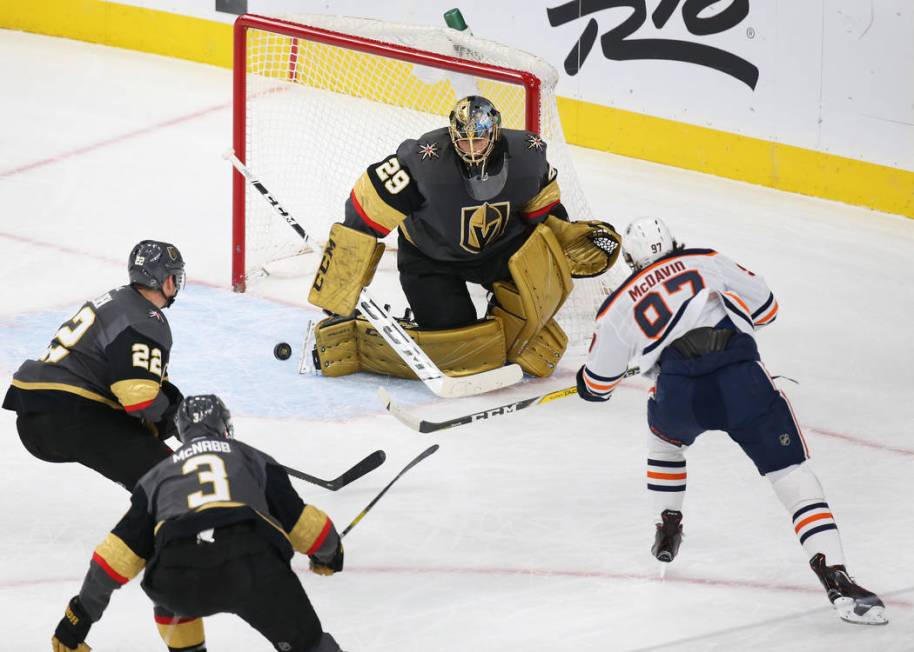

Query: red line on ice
left=0, top=103, right=229, bottom=178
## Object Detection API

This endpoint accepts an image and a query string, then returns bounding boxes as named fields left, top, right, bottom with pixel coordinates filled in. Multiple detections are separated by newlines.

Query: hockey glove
left=52, top=596, right=93, bottom=652
left=309, top=542, right=344, bottom=576
left=545, top=216, right=621, bottom=278
left=576, top=366, right=612, bottom=403
left=154, top=380, right=184, bottom=441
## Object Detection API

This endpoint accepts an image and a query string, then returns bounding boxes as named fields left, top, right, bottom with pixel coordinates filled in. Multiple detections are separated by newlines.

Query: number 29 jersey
left=583, top=249, right=780, bottom=393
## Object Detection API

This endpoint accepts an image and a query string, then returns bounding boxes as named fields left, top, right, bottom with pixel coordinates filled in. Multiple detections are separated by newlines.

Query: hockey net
left=232, top=13, right=625, bottom=347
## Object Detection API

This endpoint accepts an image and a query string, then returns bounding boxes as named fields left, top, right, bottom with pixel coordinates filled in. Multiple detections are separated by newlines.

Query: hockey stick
left=224, top=151, right=522, bottom=399
left=378, top=367, right=641, bottom=434
left=284, top=449, right=386, bottom=491
left=341, top=444, right=439, bottom=538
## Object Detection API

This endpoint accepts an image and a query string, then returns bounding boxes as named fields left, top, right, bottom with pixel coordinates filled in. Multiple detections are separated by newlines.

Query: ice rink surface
left=1, top=29, right=913, bottom=651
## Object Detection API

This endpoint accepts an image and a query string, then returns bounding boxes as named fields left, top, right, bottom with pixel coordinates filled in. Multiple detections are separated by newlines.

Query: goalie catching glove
left=544, top=216, right=621, bottom=278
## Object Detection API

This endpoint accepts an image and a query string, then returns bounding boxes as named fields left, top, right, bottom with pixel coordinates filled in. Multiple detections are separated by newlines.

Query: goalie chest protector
left=396, top=127, right=553, bottom=263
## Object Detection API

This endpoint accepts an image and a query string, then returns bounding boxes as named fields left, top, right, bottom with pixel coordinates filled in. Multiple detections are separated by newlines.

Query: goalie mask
left=448, top=96, right=501, bottom=166
left=128, top=240, right=186, bottom=306
left=175, top=394, right=234, bottom=443
left=622, top=217, right=682, bottom=271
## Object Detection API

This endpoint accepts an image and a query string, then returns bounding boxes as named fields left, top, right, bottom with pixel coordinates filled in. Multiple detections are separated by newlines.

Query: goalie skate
left=809, top=553, right=888, bottom=625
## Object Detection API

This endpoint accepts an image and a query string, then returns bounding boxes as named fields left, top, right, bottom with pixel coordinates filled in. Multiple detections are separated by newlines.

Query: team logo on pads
left=460, top=201, right=509, bottom=253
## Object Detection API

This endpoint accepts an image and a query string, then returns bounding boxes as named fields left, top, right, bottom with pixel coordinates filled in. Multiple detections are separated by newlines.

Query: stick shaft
left=341, top=445, right=439, bottom=538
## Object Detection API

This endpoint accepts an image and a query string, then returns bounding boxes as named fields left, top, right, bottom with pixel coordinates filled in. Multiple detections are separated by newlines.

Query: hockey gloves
left=155, top=380, right=184, bottom=441
left=544, top=216, right=621, bottom=278
left=309, top=541, right=344, bottom=576
left=52, top=596, right=93, bottom=652
left=576, top=366, right=612, bottom=402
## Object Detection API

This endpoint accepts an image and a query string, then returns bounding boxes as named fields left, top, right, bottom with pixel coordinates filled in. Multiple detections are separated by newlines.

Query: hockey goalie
left=307, top=95, right=621, bottom=380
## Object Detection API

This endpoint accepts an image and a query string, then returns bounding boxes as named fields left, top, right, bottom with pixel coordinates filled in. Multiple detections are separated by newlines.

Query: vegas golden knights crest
left=460, top=201, right=510, bottom=253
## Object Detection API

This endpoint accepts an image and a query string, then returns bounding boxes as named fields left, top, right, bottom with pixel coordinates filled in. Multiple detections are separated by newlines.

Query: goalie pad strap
left=544, top=215, right=621, bottom=278
left=313, top=315, right=507, bottom=379
left=308, top=223, right=385, bottom=316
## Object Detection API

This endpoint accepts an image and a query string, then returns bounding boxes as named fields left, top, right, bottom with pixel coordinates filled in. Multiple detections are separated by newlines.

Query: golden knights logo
left=460, top=201, right=509, bottom=253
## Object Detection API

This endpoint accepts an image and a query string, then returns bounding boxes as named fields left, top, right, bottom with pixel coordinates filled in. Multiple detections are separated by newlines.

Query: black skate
left=651, top=510, right=683, bottom=563
left=809, top=553, right=888, bottom=625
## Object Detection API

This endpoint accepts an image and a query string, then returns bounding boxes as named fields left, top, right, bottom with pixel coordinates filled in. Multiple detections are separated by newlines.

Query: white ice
left=1, top=29, right=912, bottom=652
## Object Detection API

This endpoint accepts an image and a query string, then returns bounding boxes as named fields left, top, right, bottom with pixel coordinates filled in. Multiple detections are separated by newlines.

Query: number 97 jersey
left=585, top=248, right=779, bottom=388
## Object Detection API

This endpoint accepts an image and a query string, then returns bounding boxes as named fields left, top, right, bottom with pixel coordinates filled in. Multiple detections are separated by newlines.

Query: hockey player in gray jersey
left=3, top=240, right=186, bottom=490
left=3, top=240, right=184, bottom=490
left=308, top=95, right=622, bottom=381
left=577, top=217, right=886, bottom=625
left=51, top=395, right=345, bottom=652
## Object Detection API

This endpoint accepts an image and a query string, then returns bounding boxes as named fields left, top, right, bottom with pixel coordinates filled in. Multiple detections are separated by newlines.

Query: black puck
left=273, top=342, right=292, bottom=360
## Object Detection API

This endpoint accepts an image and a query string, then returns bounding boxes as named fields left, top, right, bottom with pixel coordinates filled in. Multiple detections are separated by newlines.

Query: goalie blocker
left=309, top=220, right=620, bottom=379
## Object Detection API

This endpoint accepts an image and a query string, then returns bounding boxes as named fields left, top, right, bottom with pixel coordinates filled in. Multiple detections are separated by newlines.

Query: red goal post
left=232, top=14, right=542, bottom=292
left=230, top=13, right=616, bottom=347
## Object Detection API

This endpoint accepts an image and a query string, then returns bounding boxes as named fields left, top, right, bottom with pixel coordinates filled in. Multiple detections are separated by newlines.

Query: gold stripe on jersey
left=353, top=171, right=408, bottom=233
left=10, top=379, right=122, bottom=410
left=289, top=504, right=331, bottom=555
left=95, top=533, right=145, bottom=581
left=521, top=178, right=561, bottom=216
left=110, top=378, right=160, bottom=408
left=156, top=617, right=205, bottom=649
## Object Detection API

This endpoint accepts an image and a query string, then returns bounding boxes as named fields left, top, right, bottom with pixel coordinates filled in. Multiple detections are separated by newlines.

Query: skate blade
left=835, top=598, right=889, bottom=625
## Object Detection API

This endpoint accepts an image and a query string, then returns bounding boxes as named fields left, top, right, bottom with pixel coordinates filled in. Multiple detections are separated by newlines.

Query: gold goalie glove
left=544, top=215, right=622, bottom=278
left=308, top=223, right=385, bottom=316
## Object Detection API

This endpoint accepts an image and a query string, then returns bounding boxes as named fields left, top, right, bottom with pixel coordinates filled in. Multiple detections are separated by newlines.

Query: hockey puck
left=273, top=342, right=292, bottom=361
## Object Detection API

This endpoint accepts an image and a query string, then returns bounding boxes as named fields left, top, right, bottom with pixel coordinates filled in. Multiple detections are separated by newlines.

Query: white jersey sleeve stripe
left=721, top=294, right=754, bottom=329
left=751, top=292, right=775, bottom=320
left=754, top=300, right=779, bottom=326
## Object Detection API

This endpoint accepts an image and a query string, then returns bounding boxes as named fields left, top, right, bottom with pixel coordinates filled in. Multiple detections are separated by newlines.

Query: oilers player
left=577, top=217, right=886, bottom=625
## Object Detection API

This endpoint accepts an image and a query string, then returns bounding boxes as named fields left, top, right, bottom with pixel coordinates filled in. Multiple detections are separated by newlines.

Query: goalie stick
left=378, top=367, right=640, bottom=433
left=341, top=444, right=439, bottom=537
left=224, top=150, right=522, bottom=399
left=283, top=449, right=386, bottom=491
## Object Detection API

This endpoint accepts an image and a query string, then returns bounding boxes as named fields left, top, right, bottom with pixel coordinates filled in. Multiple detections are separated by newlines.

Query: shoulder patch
left=417, top=142, right=440, bottom=160
left=526, top=134, right=544, bottom=151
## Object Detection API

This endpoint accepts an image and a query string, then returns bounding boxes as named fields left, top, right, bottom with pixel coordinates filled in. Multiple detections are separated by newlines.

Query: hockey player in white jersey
left=577, top=217, right=887, bottom=626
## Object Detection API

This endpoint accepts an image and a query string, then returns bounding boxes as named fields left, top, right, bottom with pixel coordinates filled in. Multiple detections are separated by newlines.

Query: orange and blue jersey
left=583, top=248, right=778, bottom=396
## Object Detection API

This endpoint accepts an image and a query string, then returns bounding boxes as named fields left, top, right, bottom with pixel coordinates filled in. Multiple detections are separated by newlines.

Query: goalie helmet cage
left=232, top=13, right=624, bottom=346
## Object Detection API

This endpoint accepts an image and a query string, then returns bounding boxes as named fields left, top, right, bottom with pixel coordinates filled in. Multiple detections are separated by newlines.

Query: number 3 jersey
left=74, top=436, right=340, bottom=619
left=582, top=249, right=780, bottom=397
left=3, top=285, right=173, bottom=421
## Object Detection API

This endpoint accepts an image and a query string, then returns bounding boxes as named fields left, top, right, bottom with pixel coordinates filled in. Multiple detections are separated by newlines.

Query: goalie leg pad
left=308, top=223, right=385, bottom=316
left=544, top=215, right=621, bottom=278
left=313, top=315, right=507, bottom=379
left=488, top=224, right=572, bottom=376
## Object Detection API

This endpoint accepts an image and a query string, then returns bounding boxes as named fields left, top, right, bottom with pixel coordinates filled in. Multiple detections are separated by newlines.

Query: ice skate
left=651, top=510, right=683, bottom=563
left=809, top=553, right=888, bottom=625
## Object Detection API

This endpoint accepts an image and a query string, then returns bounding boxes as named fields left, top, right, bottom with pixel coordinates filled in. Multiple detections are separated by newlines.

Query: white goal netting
left=235, top=14, right=626, bottom=346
